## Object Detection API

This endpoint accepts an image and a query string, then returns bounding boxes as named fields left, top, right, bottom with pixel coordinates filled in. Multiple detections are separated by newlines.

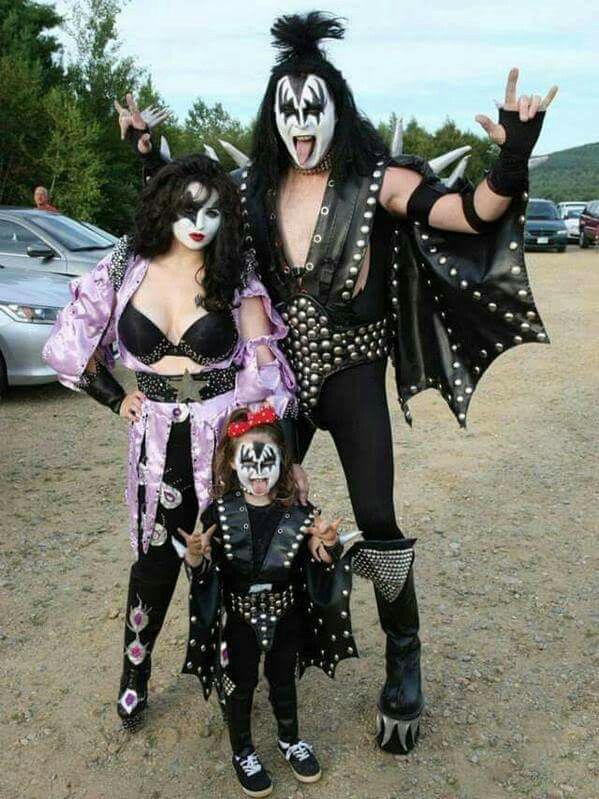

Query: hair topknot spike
left=271, top=10, right=346, bottom=64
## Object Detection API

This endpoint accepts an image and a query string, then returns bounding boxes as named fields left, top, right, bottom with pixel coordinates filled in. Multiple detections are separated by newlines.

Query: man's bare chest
left=277, top=174, right=329, bottom=268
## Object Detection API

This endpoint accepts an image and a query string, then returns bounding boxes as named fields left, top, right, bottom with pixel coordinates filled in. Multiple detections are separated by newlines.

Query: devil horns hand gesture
left=475, top=67, right=558, bottom=146
left=113, top=93, right=170, bottom=154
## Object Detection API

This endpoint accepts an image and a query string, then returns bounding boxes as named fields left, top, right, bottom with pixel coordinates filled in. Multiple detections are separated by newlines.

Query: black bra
left=118, top=302, right=238, bottom=366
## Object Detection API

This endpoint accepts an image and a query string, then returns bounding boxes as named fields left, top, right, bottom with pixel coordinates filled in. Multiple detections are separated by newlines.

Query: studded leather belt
left=279, top=295, right=390, bottom=415
left=135, top=364, right=239, bottom=403
left=226, top=585, right=296, bottom=651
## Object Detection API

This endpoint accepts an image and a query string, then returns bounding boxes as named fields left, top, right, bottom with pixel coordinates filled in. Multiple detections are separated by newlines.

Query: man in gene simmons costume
left=117, top=11, right=557, bottom=754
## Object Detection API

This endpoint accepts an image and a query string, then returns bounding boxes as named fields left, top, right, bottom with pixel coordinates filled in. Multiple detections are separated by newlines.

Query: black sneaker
left=278, top=739, right=322, bottom=783
left=232, top=747, right=273, bottom=797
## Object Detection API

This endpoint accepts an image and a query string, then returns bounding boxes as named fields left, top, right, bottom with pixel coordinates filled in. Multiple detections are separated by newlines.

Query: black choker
left=292, top=149, right=333, bottom=175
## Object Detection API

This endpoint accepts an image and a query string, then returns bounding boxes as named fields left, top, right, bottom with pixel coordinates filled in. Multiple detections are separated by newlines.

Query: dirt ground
left=0, top=248, right=597, bottom=799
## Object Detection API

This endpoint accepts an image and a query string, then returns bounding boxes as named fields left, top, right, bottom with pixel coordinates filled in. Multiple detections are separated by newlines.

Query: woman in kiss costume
left=42, top=154, right=297, bottom=731
left=118, top=11, right=557, bottom=754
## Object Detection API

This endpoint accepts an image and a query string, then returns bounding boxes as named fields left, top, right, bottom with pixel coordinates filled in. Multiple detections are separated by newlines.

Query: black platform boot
left=375, top=569, right=424, bottom=754
left=269, top=682, right=321, bottom=783
left=117, top=660, right=151, bottom=733
left=227, top=688, right=273, bottom=798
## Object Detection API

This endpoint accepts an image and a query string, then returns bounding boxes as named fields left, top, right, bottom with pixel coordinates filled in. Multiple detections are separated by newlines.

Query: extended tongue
left=296, top=137, right=314, bottom=166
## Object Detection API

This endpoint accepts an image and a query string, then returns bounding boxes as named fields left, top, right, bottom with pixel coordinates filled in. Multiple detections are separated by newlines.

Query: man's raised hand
left=475, top=68, right=558, bottom=146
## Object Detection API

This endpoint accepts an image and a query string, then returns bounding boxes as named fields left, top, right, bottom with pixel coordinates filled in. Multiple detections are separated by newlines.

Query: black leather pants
left=224, top=607, right=302, bottom=753
left=298, top=360, right=423, bottom=722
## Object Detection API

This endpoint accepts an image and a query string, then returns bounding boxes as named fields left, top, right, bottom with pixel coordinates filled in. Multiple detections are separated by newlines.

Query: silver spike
left=219, top=139, right=250, bottom=168
left=204, top=144, right=220, bottom=162
left=390, top=116, right=404, bottom=157
left=443, top=154, right=470, bottom=187
left=159, top=135, right=172, bottom=162
left=171, top=536, right=186, bottom=558
left=429, top=145, right=472, bottom=175
left=339, top=528, right=363, bottom=546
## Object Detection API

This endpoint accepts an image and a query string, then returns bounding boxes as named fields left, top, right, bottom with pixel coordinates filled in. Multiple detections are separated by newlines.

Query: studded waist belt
left=226, top=585, right=296, bottom=652
left=279, top=295, right=390, bottom=415
left=135, top=364, right=239, bottom=403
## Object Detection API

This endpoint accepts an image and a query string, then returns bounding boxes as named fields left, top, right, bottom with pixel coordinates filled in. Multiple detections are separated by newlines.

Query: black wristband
left=124, top=124, right=149, bottom=155
left=406, top=178, right=450, bottom=224
left=78, top=361, right=126, bottom=414
left=487, top=109, right=545, bottom=197
left=461, top=190, right=498, bottom=234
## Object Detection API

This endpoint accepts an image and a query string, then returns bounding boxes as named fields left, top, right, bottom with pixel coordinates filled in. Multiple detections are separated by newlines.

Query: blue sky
left=52, top=0, right=597, bottom=154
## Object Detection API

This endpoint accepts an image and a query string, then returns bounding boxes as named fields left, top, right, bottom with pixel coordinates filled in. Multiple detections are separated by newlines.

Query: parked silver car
left=0, top=263, right=72, bottom=394
left=0, top=207, right=114, bottom=276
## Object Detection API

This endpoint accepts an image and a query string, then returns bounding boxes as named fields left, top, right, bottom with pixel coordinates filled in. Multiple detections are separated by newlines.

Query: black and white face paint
left=274, top=74, right=336, bottom=169
left=234, top=441, right=282, bottom=497
left=172, top=181, right=221, bottom=251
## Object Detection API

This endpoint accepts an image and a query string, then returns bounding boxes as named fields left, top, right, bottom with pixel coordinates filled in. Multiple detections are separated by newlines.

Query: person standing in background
left=33, top=186, right=58, bottom=212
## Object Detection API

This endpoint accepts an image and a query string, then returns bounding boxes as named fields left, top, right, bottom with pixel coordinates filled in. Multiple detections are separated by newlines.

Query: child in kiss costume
left=180, top=404, right=356, bottom=798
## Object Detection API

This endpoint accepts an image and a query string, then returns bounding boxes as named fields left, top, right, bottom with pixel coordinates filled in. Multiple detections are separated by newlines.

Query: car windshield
left=527, top=202, right=558, bottom=220
left=28, top=214, right=113, bottom=251
left=566, top=209, right=583, bottom=219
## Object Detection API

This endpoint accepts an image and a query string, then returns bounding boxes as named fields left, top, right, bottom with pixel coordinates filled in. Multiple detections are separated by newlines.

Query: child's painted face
left=232, top=432, right=282, bottom=497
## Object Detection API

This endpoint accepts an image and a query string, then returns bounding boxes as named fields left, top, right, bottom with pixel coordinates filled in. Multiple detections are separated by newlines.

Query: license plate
left=536, top=236, right=549, bottom=244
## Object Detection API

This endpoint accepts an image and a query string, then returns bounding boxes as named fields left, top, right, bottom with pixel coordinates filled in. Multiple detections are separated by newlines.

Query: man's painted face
left=274, top=74, right=336, bottom=169
left=233, top=440, right=282, bottom=497
left=172, top=181, right=221, bottom=251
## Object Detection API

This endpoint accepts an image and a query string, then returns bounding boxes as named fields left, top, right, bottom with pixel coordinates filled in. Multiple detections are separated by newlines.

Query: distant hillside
left=529, top=142, right=599, bottom=203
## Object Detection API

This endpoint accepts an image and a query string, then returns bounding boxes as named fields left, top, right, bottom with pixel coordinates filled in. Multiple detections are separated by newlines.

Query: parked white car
left=557, top=202, right=588, bottom=242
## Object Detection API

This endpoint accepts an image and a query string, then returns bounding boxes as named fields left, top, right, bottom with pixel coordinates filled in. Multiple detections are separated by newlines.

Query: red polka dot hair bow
left=227, top=405, right=279, bottom=438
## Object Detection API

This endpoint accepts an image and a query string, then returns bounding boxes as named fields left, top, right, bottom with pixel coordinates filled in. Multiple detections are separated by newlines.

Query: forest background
left=1, top=0, right=596, bottom=235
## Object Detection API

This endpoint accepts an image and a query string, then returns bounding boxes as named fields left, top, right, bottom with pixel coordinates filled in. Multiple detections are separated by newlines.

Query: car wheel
left=0, top=351, right=7, bottom=398
left=557, top=247, right=566, bottom=253
left=579, top=231, right=588, bottom=249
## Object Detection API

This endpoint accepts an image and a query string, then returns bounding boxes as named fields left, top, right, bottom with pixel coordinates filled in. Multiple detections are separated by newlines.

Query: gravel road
left=0, top=249, right=597, bottom=799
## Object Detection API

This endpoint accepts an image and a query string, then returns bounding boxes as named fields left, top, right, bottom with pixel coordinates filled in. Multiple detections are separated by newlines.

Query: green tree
left=41, top=86, right=103, bottom=219
left=65, top=0, right=145, bottom=233
left=0, top=54, right=47, bottom=205
left=0, top=0, right=64, bottom=86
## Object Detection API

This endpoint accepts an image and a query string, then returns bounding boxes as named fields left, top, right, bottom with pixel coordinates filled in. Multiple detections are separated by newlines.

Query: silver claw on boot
left=376, top=710, right=421, bottom=753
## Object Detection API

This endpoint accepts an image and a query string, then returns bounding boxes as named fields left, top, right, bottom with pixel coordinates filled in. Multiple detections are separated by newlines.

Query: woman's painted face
left=172, top=181, right=221, bottom=250
left=274, top=73, right=336, bottom=169
left=233, top=435, right=282, bottom=497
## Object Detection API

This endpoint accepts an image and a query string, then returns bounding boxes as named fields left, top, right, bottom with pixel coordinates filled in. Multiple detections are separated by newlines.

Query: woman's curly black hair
left=251, top=11, right=388, bottom=193
left=132, top=154, right=243, bottom=312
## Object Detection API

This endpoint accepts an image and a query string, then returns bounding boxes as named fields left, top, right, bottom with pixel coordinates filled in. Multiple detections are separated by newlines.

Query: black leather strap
left=406, top=178, right=450, bottom=224
left=461, top=190, right=498, bottom=234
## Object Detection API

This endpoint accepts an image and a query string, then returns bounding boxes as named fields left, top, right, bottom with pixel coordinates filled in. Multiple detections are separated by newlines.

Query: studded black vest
left=215, top=492, right=315, bottom=651
left=237, top=159, right=395, bottom=415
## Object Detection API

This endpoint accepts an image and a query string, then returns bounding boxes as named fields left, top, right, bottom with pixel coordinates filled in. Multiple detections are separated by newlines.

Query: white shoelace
left=283, top=740, right=313, bottom=762
left=238, top=752, right=262, bottom=777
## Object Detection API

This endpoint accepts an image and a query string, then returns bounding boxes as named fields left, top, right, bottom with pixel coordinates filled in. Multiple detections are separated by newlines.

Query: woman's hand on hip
left=119, top=390, right=145, bottom=422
